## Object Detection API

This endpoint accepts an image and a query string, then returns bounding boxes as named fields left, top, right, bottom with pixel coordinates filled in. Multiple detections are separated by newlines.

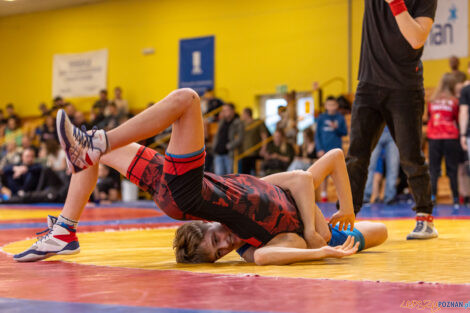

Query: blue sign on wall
left=179, top=36, right=215, bottom=95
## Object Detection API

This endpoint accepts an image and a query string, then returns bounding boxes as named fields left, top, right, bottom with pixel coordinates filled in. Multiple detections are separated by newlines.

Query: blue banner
left=179, top=36, right=215, bottom=95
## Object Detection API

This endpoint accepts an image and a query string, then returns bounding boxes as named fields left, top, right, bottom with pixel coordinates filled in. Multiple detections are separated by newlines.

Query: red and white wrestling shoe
left=57, top=109, right=109, bottom=173
left=13, top=215, right=80, bottom=262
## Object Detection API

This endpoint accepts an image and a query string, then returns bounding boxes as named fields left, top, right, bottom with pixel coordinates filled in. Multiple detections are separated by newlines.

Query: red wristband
left=389, top=0, right=407, bottom=16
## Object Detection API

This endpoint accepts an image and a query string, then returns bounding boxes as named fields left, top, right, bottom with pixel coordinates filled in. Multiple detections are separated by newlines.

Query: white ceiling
left=0, top=0, right=106, bottom=17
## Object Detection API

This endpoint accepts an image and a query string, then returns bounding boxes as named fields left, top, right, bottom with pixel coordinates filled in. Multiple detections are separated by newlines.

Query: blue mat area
left=1, top=202, right=469, bottom=231
left=0, top=298, right=256, bottom=313
left=317, top=202, right=470, bottom=219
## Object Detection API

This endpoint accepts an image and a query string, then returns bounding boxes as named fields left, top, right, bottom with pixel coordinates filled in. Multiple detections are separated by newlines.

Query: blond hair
left=431, top=73, right=457, bottom=101
left=173, top=221, right=212, bottom=263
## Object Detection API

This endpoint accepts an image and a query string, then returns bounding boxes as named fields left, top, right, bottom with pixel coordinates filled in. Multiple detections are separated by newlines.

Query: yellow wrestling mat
left=4, top=219, right=470, bottom=284
left=0, top=209, right=61, bottom=221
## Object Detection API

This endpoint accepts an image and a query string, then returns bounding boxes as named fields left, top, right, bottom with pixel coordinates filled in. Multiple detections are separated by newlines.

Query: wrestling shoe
left=13, top=216, right=80, bottom=262
left=56, top=109, right=109, bottom=173
left=406, top=213, right=438, bottom=240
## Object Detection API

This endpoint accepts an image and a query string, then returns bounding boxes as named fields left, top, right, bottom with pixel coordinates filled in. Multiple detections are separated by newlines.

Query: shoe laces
left=36, top=226, right=53, bottom=243
left=73, top=125, right=98, bottom=150
left=413, top=220, right=424, bottom=232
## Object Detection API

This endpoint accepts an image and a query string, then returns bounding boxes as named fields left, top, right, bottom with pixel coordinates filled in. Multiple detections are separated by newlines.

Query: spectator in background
left=1, top=148, right=42, bottom=197
left=288, top=127, right=316, bottom=171
left=201, top=88, right=223, bottom=120
left=38, top=139, right=67, bottom=183
left=276, top=106, right=289, bottom=131
left=94, top=89, right=109, bottom=111
left=91, top=89, right=108, bottom=126
left=457, top=65, right=470, bottom=207
left=262, top=128, right=295, bottom=175
left=427, top=73, right=460, bottom=208
left=19, top=136, right=37, bottom=155
left=43, top=139, right=67, bottom=173
left=73, top=111, right=90, bottom=129
left=0, top=141, right=21, bottom=169
left=36, top=113, right=58, bottom=144
left=0, top=109, right=6, bottom=137
left=363, top=127, right=399, bottom=204
left=315, top=96, right=348, bottom=202
left=459, top=71, right=470, bottom=177
left=4, top=117, right=23, bottom=147
left=239, top=108, right=269, bottom=175
left=0, top=109, right=6, bottom=124
left=101, top=102, right=120, bottom=130
left=64, top=103, right=77, bottom=124
left=449, top=56, right=467, bottom=84
left=337, top=95, right=352, bottom=115
left=38, top=102, right=50, bottom=117
left=91, top=104, right=106, bottom=127
left=94, top=164, right=120, bottom=203
left=52, top=96, right=65, bottom=110
left=5, top=103, right=19, bottom=122
left=112, top=86, right=129, bottom=118
left=212, top=103, right=244, bottom=175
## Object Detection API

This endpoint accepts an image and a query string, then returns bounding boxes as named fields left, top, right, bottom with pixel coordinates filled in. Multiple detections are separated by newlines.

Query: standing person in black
left=346, top=0, right=437, bottom=239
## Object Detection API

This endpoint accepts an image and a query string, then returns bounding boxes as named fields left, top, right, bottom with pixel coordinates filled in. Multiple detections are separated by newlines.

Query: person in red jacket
left=427, top=73, right=460, bottom=208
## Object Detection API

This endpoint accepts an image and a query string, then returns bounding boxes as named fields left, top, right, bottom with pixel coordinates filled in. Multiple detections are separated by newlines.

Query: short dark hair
left=53, top=96, right=63, bottom=102
left=6, top=103, right=14, bottom=109
left=243, top=108, right=253, bottom=117
left=303, top=127, right=314, bottom=142
left=326, top=96, right=337, bottom=102
left=23, top=146, right=37, bottom=157
left=100, top=89, right=108, bottom=95
left=224, top=102, right=236, bottom=111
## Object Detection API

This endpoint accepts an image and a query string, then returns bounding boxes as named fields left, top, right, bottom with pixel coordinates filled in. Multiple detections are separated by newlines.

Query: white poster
left=52, top=49, right=108, bottom=98
left=422, top=0, right=468, bottom=60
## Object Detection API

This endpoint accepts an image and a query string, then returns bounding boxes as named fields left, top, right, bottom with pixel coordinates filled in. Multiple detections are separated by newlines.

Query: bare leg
left=60, top=165, right=99, bottom=221
left=61, top=88, right=204, bottom=220
left=354, top=221, right=388, bottom=249
left=106, top=89, right=204, bottom=155
left=371, top=173, right=383, bottom=202
left=61, top=143, right=142, bottom=221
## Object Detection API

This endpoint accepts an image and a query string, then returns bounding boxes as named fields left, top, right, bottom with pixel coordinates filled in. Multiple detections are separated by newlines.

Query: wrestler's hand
left=329, top=210, right=355, bottom=231
left=304, top=228, right=327, bottom=249
left=384, top=0, right=393, bottom=3
left=321, top=236, right=359, bottom=258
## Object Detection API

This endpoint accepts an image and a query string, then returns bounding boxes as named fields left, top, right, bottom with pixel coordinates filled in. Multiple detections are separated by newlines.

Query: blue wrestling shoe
left=406, top=213, right=438, bottom=240
left=57, top=109, right=109, bottom=173
left=13, top=215, right=80, bottom=262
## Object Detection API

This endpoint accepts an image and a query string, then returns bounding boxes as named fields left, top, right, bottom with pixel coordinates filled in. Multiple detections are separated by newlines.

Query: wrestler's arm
left=306, top=149, right=355, bottom=230
left=260, top=171, right=327, bottom=248
left=385, top=0, right=434, bottom=50
left=244, top=233, right=358, bottom=266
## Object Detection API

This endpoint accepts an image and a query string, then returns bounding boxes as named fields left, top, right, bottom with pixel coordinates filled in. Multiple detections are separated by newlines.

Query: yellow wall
left=0, top=0, right=468, bottom=117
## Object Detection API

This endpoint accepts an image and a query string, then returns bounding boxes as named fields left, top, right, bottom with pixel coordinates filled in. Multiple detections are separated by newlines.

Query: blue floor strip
left=0, top=298, right=257, bottom=313
left=1, top=203, right=470, bottom=231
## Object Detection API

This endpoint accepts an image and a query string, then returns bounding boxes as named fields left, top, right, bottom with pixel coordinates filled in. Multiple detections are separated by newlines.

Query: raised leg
left=107, top=89, right=203, bottom=155
left=58, top=88, right=203, bottom=173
